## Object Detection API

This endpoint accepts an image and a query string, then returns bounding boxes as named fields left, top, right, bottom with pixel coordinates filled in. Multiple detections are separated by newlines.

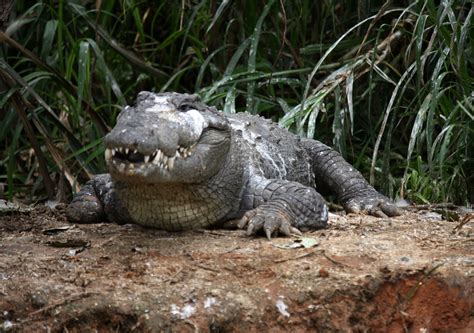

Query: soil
left=0, top=205, right=473, bottom=332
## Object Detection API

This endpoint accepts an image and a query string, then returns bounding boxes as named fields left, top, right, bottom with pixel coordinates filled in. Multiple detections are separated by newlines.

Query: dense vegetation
left=0, top=0, right=472, bottom=205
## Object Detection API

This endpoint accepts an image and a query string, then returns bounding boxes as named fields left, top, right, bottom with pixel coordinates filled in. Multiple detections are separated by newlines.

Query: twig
left=223, top=246, right=240, bottom=254
left=453, top=213, right=473, bottom=233
left=356, top=0, right=393, bottom=57
left=399, top=309, right=411, bottom=333
left=321, top=250, right=352, bottom=268
left=27, top=292, right=98, bottom=317
left=193, top=229, right=232, bottom=237
left=180, top=0, right=185, bottom=31
left=196, top=264, right=220, bottom=273
left=404, top=263, right=444, bottom=302
left=163, top=267, right=183, bottom=284
left=408, top=203, right=462, bottom=210
left=274, top=249, right=318, bottom=263
left=98, top=235, right=120, bottom=248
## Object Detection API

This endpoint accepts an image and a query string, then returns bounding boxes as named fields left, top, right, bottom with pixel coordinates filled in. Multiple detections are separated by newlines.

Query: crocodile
left=66, top=92, right=401, bottom=238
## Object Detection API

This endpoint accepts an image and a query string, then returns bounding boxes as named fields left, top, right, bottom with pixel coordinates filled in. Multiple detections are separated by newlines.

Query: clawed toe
left=379, top=202, right=403, bottom=217
left=369, top=206, right=388, bottom=218
left=237, top=206, right=302, bottom=240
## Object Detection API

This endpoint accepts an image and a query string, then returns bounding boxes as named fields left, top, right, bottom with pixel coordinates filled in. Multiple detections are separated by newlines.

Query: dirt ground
left=0, top=205, right=473, bottom=332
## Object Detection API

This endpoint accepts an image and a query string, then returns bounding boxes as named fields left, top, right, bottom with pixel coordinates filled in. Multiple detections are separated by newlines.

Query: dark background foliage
left=0, top=0, right=472, bottom=205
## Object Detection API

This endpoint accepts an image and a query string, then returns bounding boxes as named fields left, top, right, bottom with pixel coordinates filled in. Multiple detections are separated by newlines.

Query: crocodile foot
left=237, top=203, right=302, bottom=240
left=66, top=193, right=105, bottom=223
left=344, top=192, right=402, bottom=218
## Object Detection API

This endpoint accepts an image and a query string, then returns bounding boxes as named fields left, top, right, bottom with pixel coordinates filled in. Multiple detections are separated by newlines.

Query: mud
left=0, top=206, right=472, bottom=332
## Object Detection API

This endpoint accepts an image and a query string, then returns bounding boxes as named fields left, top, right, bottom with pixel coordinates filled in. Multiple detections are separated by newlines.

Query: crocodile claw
left=237, top=204, right=302, bottom=240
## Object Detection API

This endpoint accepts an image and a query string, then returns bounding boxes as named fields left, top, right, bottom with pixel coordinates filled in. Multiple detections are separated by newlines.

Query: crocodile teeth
left=153, top=154, right=160, bottom=166
left=105, top=148, right=112, bottom=160
left=156, top=150, right=163, bottom=162
left=109, top=144, right=197, bottom=171
left=168, top=157, right=175, bottom=170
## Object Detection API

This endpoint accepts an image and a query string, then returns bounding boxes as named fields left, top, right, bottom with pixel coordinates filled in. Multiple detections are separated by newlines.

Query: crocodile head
left=104, top=92, right=231, bottom=183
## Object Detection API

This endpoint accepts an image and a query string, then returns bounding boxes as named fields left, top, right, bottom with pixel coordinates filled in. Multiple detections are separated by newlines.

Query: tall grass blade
left=206, top=0, right=231, bottom=34
left=77, top=40, right=91, bottom=111
left=247, top=0, right=276, bottom=112
left=40, top=19, right=58, bottom=62
left=345, top=71, right=354, bottom=134
left=7, top=123, right=22, bottom=200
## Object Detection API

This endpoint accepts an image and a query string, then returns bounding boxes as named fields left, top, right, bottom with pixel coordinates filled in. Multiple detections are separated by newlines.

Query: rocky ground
left=0, top=204, right=473, bottom=332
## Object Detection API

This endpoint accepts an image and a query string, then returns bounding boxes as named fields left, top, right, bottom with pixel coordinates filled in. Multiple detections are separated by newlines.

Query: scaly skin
left=67, top=92, right=402, bottom=238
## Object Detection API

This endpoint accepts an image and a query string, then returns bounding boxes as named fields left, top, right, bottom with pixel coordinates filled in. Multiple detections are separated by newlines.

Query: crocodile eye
left=178, top=104, right=194, bottom=112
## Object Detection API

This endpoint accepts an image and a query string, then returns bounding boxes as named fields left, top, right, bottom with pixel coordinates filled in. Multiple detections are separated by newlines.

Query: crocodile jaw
left=103, top=92, right=231, bottom=184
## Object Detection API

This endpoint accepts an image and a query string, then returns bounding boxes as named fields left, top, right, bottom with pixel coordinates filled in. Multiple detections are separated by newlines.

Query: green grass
left=0, top=0, right=472, bottom=205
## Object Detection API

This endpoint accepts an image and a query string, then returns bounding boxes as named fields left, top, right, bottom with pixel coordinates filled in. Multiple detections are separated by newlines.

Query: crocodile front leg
left=236, top=177, right=328, bottom=239
left=66, top=174, right=131, bottom=224
left=301, top=139, right=402, bottom=217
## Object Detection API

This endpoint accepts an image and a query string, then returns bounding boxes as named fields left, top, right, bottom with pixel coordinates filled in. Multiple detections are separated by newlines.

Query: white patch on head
left=184, top=110, right=207, bottom=138
left=154, top=109, right=207, bottom=140
left=154, top=96, right=169, bottom=104
left=146, top=103, right=172, bottom=113
left=139, top=94, right=171, bottom=112
left=142, top=105, right=208, bottom=141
